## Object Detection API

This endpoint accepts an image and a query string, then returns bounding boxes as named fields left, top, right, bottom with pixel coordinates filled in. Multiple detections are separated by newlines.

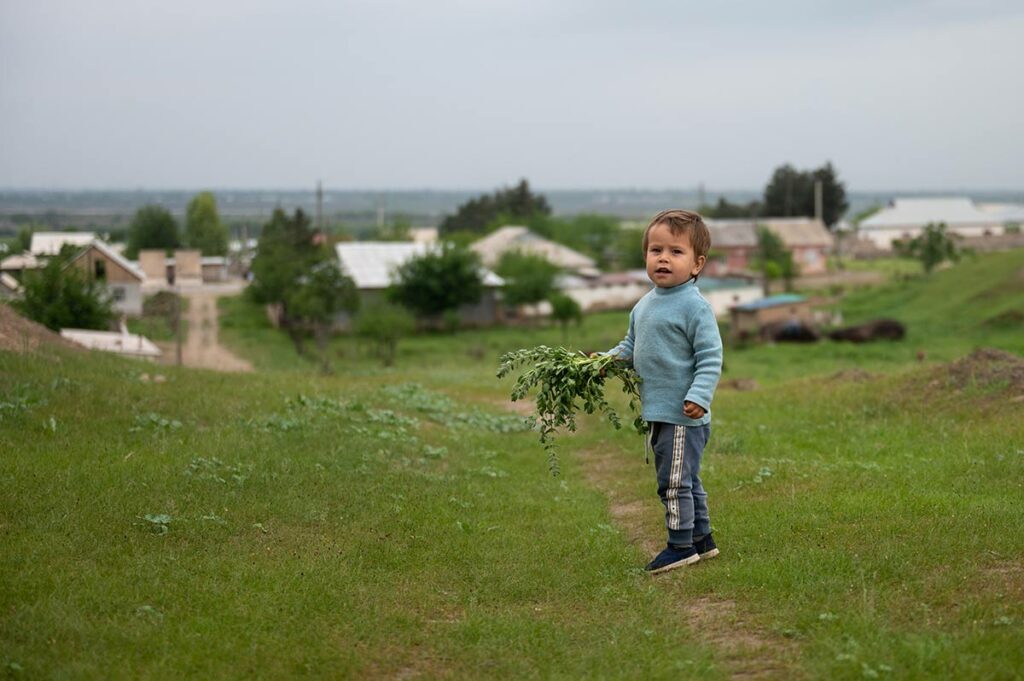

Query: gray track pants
left=650, top=422, right=711, bottom=547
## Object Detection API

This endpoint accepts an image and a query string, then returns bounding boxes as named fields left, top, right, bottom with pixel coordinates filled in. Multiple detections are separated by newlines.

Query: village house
left=0, top=251, right=43, bottom=280
left=704, top=218, right=833, bottom=276
left=858, top=198, right=1008, bottom=249
left=66, top=240, right=145, bottom=317
left=138, top=249, right=227, bottom=288
left=558, top=270, right=761, bottom=319
left=760, top=218, right=834, bottom=275
left=704, top=220, right=760, bottom=276
left=335, top=241, right=504, bottom=329
left=470, top=226, right=601, bottom=277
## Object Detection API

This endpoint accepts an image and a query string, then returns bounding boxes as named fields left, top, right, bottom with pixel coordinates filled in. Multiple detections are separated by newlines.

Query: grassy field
left=2, top=249, right=1023, bottom=679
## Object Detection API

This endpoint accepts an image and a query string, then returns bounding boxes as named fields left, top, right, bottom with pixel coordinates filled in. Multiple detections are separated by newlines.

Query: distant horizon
left=2, top=185, right=1022, bottom=195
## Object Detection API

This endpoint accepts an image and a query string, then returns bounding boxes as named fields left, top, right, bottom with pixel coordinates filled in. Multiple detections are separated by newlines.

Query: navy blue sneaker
left=695, top=534, right=719, bottom=559
left=645, top=544, right=700, bottom=574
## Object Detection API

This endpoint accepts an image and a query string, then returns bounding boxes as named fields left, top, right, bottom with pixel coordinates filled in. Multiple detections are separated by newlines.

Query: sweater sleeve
left=605, top=309, right=636, bottom=368
left=683, top=302, right=722, bottom=411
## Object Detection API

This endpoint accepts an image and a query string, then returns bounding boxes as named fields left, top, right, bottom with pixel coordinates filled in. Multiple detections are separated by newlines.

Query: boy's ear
left=693, top=255, right=706, bottom=275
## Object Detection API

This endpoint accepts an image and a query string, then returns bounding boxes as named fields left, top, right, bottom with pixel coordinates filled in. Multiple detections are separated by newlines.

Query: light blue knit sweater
left=607, top=279, right=723, bottom=426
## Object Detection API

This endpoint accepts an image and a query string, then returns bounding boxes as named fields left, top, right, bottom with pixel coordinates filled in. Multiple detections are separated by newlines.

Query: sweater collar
left=653, top=278, right=696, bottom=296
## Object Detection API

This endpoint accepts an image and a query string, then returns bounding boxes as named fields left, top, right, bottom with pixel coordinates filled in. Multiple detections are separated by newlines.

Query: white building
left=60, top=327, right=161, bottom=359
left=30, top=232, right=98, bottom=256
left=859, top=198, right=1007, bottom=249
left=335, top=241, right=505, bottom=328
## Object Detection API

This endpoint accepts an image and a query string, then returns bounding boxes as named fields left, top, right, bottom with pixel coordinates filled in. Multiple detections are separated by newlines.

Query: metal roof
left=705, top=220, right=758, bottom=247
left=860, top=198, right=1003, bottom=229
left=732, top=294, right=806, bottom=311
left=67, top=240, right=146, bottom=281
left=335, top=241, right=503, bottom=290
left=470, top=226, right=599, bottom=275
left=30, top=231, right=97, bottom=256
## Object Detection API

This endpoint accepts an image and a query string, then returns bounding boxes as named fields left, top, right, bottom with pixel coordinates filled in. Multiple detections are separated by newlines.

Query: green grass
left=3, top=249, right=1023, bottom=678
left=125, top=293, right=189, bottom=342
left=829, top=256, right=924, bottom=277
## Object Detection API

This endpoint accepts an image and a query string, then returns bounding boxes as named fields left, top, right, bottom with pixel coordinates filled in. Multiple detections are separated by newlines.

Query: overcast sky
left=1, top=1, right=1022, bottom=191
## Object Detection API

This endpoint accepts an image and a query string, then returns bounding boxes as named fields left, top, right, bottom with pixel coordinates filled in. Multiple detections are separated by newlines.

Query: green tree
left=762, top=162, right=848, bottom=227
left=373, top=215, right=412, bottom=242
left=249, top=209, right=320, bottom=306
left=184, top=192, right=228, bottom=256
left=354, top=303, right=414, bottom=366
left=126, top=205, right=179, bottom=258
left=495, top=251, right=559, bottom=308
left=440, top=179, right=551, bottom=234
left=248, top=208, right=328, bottom=355
left=14, top=225, right=35, bottom=253
left=901, top=222, right=961, bottom=274
left=756, top=226, right=797, bottom=293
left=388, top=243, right=485, bottom=324
left=699, top=197, right=762, bottom=219
left=548, top=292, right=582, bottom=339
left=15, top=256, right=114, bottom=331
left=287, top=260, right=360, bottom=372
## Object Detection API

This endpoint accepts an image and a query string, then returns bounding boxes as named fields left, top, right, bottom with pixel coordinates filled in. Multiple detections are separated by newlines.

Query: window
left=94, top=259, right=106, bottom=280
left=111, top=286, right=126, bottom=301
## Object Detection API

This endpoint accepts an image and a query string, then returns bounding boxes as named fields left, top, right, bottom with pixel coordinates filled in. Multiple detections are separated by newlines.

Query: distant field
left=2, top=249, right=1022, bottom=678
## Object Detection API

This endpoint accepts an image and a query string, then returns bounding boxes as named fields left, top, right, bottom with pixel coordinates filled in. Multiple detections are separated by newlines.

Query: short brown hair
left=642, top=209, right=712, bottom=260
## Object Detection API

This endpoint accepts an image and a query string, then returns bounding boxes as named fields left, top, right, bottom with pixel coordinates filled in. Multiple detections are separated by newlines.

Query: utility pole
left=814, top=179, right=824, bottom=223
left=316, top=180, right=323, bottom=233
left=174, top=282, right=183, bottom=366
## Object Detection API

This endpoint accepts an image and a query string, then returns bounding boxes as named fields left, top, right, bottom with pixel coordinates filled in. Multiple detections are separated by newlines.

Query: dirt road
left=177, top=292, right=253, bottom=372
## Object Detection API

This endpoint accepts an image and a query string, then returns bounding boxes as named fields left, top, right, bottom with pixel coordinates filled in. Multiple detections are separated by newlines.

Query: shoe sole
left=698, top=548, right=720, bottom=559
left=648, top=553, right=700, bottom=575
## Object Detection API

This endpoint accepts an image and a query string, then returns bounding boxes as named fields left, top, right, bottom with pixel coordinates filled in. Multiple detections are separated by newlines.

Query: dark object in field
left=828, top=319, right=906, bottom=343
left=761, top=319, right=820, bottom=343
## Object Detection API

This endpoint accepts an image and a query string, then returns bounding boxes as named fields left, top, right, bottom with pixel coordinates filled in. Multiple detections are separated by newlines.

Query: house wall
left=792, top=246, right=828, bottom=275
left=138, top=250, right=167, bottom=281
left=107, top=282, right=143, bottom=317
left=71, top=248, right=139, bottom=284
left=861, top=224, right=1006, bottom=249
left=174, top=250, right=202, bottom=281
left=703, top=285, right=763, bottom=319
left=202, top=263, right=228, bottom=283
left=564, top=281, right=651, bottom=312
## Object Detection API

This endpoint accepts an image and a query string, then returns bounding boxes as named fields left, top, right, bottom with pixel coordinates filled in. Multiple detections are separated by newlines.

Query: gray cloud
left=1, top=1, right=1022, bottom=190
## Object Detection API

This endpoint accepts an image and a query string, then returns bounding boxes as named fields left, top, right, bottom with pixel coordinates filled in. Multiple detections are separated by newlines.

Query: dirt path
left=578, top=447, right=802, bottom=679
left=490, top=392, right=801, bottom=676
left=177, top=292, right=252, bottom=372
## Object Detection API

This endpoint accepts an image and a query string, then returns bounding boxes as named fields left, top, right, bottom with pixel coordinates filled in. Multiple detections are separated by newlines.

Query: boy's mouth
left=655, top=267, right=671, bottom=274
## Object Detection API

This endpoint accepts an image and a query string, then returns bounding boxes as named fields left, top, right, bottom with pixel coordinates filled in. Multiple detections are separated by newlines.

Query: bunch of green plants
left=497, top=345, right=646, bottom=474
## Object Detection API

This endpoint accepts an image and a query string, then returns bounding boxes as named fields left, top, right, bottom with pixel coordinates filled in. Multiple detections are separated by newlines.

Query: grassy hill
left=2, top=250, right=1022, bottom=679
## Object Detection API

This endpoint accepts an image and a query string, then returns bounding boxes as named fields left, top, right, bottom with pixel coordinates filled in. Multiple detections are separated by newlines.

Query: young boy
left=606, top=209, right=723, bottom=574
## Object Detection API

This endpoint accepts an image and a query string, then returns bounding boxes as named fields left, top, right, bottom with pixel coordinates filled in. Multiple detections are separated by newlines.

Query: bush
left=354, top=304, right=414, bottom=366
left=495, top=252, right=559, bottom=307
left=16, top=257, right=114, bottom=331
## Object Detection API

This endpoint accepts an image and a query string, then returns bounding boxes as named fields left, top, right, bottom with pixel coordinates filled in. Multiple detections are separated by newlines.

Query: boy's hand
left=683, top=401, right=705, bottom=419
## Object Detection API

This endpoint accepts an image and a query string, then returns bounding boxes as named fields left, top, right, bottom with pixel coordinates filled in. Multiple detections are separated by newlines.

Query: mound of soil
left=945, top=347, right=1024, bottom=391
left=0, top=303, right=80, bottom=354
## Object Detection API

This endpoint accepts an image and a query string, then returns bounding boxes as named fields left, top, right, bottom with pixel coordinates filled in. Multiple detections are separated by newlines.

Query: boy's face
left=645, top=222, right=706, bottom=288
